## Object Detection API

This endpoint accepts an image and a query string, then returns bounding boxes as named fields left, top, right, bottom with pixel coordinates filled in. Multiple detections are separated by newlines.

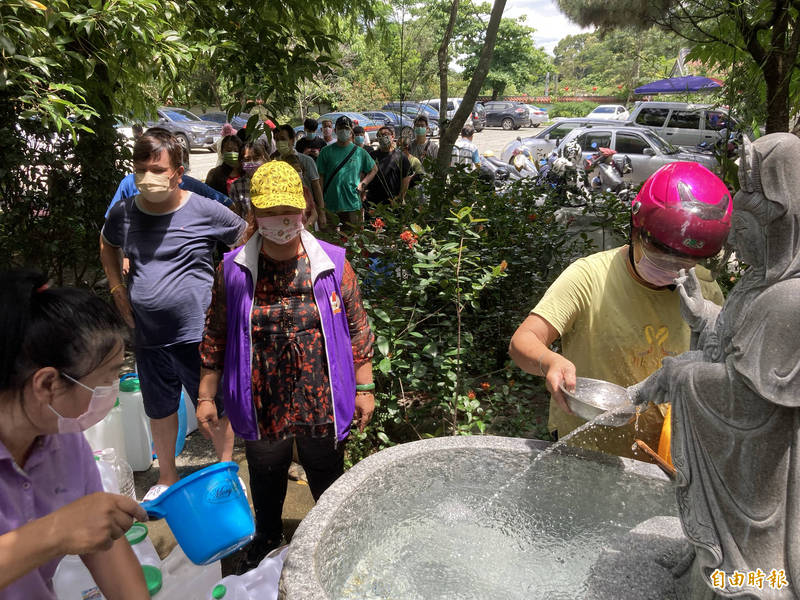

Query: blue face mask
left=354, top=135, right=365, bottom=145
left=336, top=129, right=351, bottom=143
left=305, top=131, right=316, bottom=140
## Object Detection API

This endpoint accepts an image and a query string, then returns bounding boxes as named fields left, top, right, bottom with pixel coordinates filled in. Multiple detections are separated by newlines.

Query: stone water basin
left=280, top=436, right=686, bottom=600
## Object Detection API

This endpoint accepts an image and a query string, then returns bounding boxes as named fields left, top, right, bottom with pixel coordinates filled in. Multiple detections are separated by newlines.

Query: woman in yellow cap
left=197, top=161, right=375, bottom=569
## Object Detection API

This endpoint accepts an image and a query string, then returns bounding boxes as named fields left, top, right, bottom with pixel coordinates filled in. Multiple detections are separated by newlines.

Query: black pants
left=245, top=435, right=344, bottom=545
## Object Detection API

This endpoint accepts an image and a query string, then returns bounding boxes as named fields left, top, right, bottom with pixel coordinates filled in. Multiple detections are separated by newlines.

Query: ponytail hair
left=0, top=270, right=127, bottom=391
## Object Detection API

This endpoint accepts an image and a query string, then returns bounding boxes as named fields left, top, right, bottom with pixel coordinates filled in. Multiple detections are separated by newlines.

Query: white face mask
left=257, top=214, right=305, bottom=245
left=49, top=374, right=119, bottom=434
left=134, top=170, right=178, bottom=203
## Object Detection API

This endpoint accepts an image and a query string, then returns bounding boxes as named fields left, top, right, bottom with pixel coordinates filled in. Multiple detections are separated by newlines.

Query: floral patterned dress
left=201, top=249, right=373, bottom=440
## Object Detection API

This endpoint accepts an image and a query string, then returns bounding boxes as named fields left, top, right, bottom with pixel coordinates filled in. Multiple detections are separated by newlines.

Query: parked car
left=500, top=118, right=634, bottom=163
left=586, top=104, right=630, bottom=121
left=199, top=111, right=251, bottom=130
left=381, top=102, right=441, bottom=136
left=361, top=111, right=415, bottom=139
left=556, top=124, right=718, bottom=185
left=147, top=107, right=222, bottom=151
left=483, top=101, right=531, bottom=130
left=523, top=105, right=548, bottom=127
left=627, top=101, right=739, bottom=147
left=318, top=112, right=380, bottom=137
left=471, top=102, right=486, bottom=132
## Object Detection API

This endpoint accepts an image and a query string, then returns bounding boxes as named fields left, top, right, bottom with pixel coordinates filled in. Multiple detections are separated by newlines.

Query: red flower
left=617, top=84, right=623, bottom=89
left=480, top=382, right=490, bottom=391
left=467, top=390, right=476, bottom=400
left=564, top=86, right=569, bottom=91
left=400, top=230, right=418, bottom=248
left=592, top=86, right=597, bottom=91
left=373, top=217, right=385, bottom=230
left=527, top=213, right=537, bottom=222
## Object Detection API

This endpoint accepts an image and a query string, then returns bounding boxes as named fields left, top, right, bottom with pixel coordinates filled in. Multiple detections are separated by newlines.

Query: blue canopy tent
left=634, top=76, right=723, bottom=95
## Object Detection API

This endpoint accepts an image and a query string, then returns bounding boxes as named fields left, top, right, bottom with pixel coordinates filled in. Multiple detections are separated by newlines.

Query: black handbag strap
left=323, top=145, right=358, bottom=194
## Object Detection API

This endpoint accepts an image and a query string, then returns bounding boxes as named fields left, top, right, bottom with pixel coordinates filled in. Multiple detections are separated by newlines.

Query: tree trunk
left=437, top=0, right=508, bottom=172
left=438, top=0, right=460, bottom=125
left=764, top=57, right=790, bottom=133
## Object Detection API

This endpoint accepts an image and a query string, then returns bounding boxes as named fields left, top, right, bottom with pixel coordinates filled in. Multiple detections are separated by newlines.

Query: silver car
left=501, top=118, right=635, bottom=163
left=627, top=101, right=738, bottom=147
left=557, top=125, right=718, bottom=185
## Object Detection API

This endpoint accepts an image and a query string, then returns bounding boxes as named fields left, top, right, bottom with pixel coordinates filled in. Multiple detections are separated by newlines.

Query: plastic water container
left=158, top=545, right=221, bottom=598
left=208, top=546, right=287, bottom=600
left=54, top=559, right=161, bottom=599
left=53, top=555, right=104, bottom=599
left=118, top=375, right=153, bottom=472
left=84, top=399, right=127, bottom=465
left=125, top=522, right=161, bottom=568
left=141, top=463, right=254, bottom=565
left=95, top=448, right=135, bottom=500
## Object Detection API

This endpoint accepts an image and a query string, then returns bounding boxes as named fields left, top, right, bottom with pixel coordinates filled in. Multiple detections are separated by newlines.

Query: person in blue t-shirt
left=100, top=130, right=246, bottom=502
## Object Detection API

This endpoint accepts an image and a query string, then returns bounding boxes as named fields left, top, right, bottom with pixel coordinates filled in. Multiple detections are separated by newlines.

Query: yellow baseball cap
left=249, top=161, right=306, bottom=210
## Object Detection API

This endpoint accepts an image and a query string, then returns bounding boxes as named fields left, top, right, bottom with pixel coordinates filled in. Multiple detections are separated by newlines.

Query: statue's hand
left=675, top=267, right=711, bottom=332
left=627, top=372, right=668, bottom=406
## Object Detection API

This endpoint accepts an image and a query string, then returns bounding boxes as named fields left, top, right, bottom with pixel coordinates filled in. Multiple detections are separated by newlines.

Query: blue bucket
left=141, top=462, right=254, bottom=565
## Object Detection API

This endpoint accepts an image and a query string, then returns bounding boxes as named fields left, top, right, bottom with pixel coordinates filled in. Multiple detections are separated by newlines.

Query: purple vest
left=221, top=238, right=356, bottom=442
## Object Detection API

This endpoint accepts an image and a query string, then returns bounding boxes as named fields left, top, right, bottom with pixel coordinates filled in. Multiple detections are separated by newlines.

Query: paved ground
left=187, top=125, right=544, bottom=183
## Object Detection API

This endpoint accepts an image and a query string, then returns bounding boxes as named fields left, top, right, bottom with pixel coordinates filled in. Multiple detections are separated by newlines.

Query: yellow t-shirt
left=532, top=246, right=723, bottom=459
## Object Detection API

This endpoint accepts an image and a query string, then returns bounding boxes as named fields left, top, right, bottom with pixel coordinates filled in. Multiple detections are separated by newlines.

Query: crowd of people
left=0, top=109, right=747, bottom=597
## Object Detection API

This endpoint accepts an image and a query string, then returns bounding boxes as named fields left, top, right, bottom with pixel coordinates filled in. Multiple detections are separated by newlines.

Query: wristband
left=197, top=397, right=216, bottom=404
left=110, top=283, right=126, bottom=295
left=355, top=383, right=375, bottom=391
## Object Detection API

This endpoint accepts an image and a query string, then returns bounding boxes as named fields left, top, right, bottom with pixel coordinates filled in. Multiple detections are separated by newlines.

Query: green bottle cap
left=212, top=584, right=227, bottom=599
left=142, top=565, right=162, bottom=596
left=125, top=522, right=148, bottom=545
left=119, top=377, right=141, bottom=393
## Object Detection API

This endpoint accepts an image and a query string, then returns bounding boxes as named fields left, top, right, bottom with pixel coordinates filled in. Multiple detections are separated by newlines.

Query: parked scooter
left=584, top=147, right=632, bottom=196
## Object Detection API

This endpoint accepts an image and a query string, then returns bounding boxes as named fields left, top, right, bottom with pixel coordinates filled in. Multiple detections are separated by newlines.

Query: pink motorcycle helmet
left=631, top=162, right=732, bottom=258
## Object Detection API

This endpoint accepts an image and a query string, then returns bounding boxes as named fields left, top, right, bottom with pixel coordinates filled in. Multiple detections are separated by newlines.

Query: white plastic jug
left=125, top=522, right=161, bottom=568
left=157, top=545, right=220, bottom=599
left=53, top=555, right=104, bottom=600
left=208, top=546, right=287, bottom=600
left=84, top=399, right=127, bottom=465
left=118, top=376, right=153, bottom=472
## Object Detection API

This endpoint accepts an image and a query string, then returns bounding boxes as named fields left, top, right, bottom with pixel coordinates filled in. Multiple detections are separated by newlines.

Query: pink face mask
left=49, top=374, right=119, bottom=434
left=635, top=254, right=680, bottom=287
left=257, top=214, right=305, bottom=245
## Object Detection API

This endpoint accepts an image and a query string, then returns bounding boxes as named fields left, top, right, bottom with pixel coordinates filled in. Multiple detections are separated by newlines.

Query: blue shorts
left=136, top=342, right=224, bottom=420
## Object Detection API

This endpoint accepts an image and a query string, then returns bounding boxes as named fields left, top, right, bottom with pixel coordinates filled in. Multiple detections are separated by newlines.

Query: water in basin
left=316, top=447, right=677, bottom=600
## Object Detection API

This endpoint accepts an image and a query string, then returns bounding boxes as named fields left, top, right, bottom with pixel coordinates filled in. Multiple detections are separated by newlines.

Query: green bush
left=0, top=94, right=130, bottom=287
left=317, top=169, right=631, bottom=466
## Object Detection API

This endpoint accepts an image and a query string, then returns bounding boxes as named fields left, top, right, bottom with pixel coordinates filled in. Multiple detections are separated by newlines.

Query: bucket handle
left=140, top=500, right=165, bottom=520
left=120, top=372, right=138, bottom=382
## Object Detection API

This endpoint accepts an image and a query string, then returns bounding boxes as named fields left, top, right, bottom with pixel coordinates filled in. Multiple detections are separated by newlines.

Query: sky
left=504, top=0, right=591, bottom=54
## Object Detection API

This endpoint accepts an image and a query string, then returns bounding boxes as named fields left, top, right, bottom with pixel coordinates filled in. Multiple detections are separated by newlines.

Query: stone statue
left=628, top=133, right=800, bottom=599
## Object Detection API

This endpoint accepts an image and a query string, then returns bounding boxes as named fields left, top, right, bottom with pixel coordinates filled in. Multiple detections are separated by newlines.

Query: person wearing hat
left=197, top=161, right=375, bottom=569
left=316, top=115, right=377, bottom=229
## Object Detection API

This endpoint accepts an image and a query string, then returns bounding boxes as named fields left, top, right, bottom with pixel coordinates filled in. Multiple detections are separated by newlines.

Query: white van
left=627, top=101, right=738, bottom=147
left=423, top=98, right=463, bottom=120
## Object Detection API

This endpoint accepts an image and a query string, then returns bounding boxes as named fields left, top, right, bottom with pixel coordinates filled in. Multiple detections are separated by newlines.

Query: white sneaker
left=142, top=483, right=169, bottom=503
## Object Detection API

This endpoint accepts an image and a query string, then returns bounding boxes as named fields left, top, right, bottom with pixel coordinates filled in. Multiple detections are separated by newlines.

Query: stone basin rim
left=279, top=435, right=671, bottom=600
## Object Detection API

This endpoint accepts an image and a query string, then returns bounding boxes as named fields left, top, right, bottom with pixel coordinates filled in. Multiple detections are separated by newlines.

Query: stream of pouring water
left=486, top=404, right=642, bottom=506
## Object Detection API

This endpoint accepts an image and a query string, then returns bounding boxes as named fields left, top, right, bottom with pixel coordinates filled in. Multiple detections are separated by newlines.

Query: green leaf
left=372, top=308, right=391, bottom=322
left=376, top=335, right=389, bottom=357
left=378, top=357, right=392, bottom=374
left=377, top=432, right=390, bottom=444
